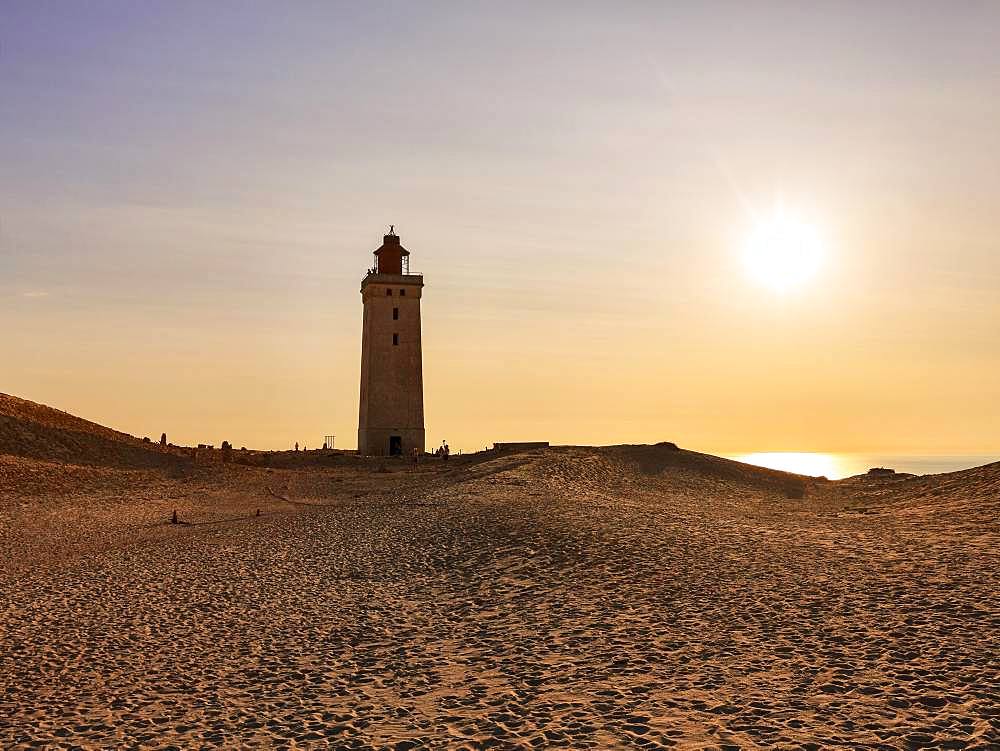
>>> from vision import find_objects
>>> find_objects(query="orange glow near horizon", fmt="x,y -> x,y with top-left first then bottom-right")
734,452 -> 842,479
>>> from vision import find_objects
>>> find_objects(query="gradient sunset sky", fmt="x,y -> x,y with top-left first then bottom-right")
3,2 -> 999,453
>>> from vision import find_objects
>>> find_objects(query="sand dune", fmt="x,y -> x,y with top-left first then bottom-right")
0,393 -> 178,469
1,397 -> 998,749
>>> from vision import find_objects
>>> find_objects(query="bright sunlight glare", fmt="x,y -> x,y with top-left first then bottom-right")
735,452 -> 842,479
742,205 -> 824,292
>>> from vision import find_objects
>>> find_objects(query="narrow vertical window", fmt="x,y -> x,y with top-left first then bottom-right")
392,333 -> 399,346
400,289 -> 406,296
386,288 -> 392,296
393,307 -> 399,320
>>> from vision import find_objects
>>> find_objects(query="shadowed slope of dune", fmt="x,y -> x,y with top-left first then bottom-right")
0,393 -> 173,469
604,442 -> 818,498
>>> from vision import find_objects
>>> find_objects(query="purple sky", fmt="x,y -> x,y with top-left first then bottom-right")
3,2 -> 1000,452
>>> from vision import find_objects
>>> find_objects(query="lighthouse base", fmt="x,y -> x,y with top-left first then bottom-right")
358,427 -> 425,457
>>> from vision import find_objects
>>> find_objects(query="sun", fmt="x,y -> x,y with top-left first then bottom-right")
742,204 -> 824,292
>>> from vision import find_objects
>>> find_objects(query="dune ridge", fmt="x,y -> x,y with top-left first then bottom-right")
0,393 -> 176,469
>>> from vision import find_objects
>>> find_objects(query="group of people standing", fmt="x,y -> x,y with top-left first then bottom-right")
411,440 -> 450,463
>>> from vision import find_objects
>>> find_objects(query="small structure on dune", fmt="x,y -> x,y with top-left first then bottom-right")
493,442 -> 550,452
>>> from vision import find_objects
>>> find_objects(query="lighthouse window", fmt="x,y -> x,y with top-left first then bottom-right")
386,289 -> 392,296
393,307 -> 399,320
392,333 -> 399,346
400,289 -> 406,296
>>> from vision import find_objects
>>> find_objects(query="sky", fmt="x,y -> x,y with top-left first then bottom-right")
3,1 -> 1000,454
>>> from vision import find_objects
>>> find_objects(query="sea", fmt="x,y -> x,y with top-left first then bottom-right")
727,452 -> 1000,481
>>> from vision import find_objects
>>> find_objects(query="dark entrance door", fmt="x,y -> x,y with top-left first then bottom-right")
389,435 -> 402,456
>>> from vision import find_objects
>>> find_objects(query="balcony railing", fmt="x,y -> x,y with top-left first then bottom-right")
361,270 -> 423,283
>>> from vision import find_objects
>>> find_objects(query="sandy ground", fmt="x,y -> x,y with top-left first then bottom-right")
1,403 -> 998,749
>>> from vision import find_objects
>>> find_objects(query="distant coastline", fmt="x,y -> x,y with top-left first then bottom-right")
731,452 -> 1000,480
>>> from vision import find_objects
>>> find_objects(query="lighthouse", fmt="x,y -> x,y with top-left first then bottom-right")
357,228 -> 425,456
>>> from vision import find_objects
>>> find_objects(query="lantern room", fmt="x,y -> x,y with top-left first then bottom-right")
372,227 -> 410,275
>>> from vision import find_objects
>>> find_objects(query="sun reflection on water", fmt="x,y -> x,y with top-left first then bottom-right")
734,452 -> 844,479
729,453 -> 1000,479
